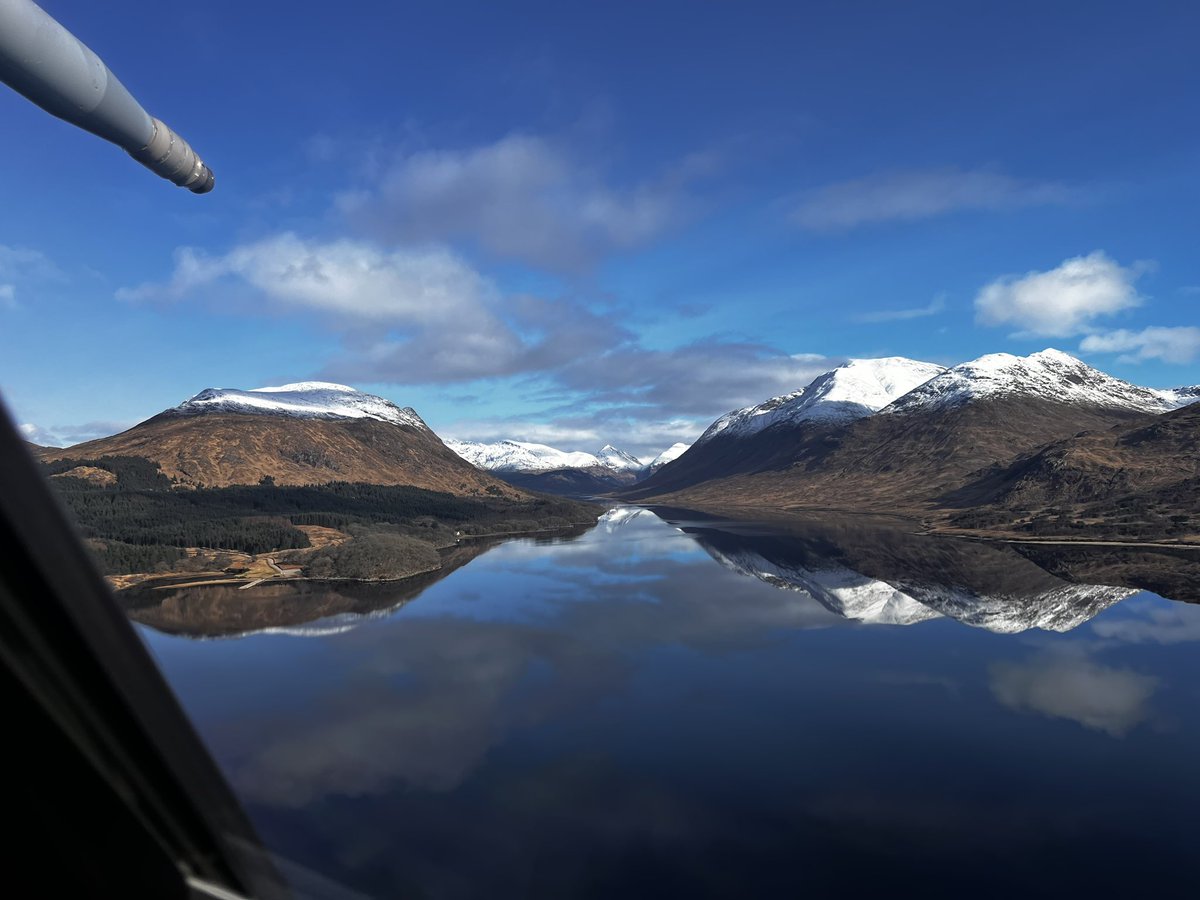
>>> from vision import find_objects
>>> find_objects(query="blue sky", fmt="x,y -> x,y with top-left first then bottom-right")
2,0 -> 1199,455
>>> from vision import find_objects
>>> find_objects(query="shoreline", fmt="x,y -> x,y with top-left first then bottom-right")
634,499 -> 1200,548
111,519 -> 599,594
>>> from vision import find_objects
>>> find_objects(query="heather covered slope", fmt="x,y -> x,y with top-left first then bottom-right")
944,403 -> 1200,539
649,395 -> 1151,513
630,357 -> 945,498
41,413 -> 520,496
39,382 -> 525,498
633,350 -> 1198,529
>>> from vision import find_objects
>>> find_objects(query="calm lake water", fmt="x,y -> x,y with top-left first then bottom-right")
138,507 -> 1200,899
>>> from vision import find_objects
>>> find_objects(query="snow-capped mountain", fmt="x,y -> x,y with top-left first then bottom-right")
696,357 -> 946,445
444,439 -> 603,472
44,381 -> 520,494
645,442 -> 691,472
445,439 -> 651,473
446,439 -> 686,497
173,382 -> 428,430
596,444 -> 644,472
883,349 -> 1185,416
1163,384 -> 1200,407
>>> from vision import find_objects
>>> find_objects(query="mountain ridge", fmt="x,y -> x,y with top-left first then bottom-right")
883,348 -> 1187,416
628,349 -> 1200,535
165,381 -> 430,429
630,356 -> 945,498
38,383 -> 525,498
445,437 -> 689,497
696,356 -> 947,444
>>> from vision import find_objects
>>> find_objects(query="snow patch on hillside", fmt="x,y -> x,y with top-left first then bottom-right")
444,439 -> 603,472
884,349 -> 1184,415
597,444 -> 644,472
697,357 -> 946,445
173,382 -> 428,429
646,442 -> 691,471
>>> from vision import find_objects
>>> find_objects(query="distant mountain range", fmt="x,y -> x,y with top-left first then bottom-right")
28,349 -> 1200,540
444,438 -> 691,497
445,439 -> 643,474
628,349 -> 1200,540
32,380 -> 688,501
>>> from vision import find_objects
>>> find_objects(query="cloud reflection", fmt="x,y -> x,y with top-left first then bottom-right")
227,527 -> 846,806
1091,600 -> 1200,645
234,617 -> 627,805
989,650 -> 1158,737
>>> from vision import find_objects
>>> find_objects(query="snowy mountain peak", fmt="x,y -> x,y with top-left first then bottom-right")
447,439 -> 666,475
1163,385 -> 1200,408
596,444 -> 644,471
172,383 -> 428,429
884,348 -> 1182,416
646,442 -> 691,471
444,439 -> 603,472
697,356 -> 946,445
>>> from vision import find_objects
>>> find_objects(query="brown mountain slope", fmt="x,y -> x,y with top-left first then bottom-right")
39,412 -> 527,499
624,421 -> 842,499
494,465 -> 640,498
944,403 -> 1200,538
644,397 -> 1150,515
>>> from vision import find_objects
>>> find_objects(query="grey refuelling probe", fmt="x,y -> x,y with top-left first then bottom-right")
0,0 -> 214,193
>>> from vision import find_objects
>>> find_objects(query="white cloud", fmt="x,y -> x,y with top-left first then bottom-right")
791,167 -> 1071,232
0,245 -> 63,307
17,420 -> 130,447
119,233 -> 494,324
118,233 -> 843,450
459,344 -> 840,457
442,416 -> 704,460
435,343 -> 840,458
337,133 -> 699,270
18,423 -> 59,446
555,342 -> 841,418
853,295 -> 946,324
226,546 -> 850,808
1079,326 -> 1200,364
118,234 -> 557,383
0,245 -> 59,278
990,650 -> 1157,737
974,251 -> 1143,337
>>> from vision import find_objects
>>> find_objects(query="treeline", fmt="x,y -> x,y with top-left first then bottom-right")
303,533 -> 441,580
84,539 -> 187,576
45,455 -> 173,490
44,456 -> 599,575
52,486 -> 311,553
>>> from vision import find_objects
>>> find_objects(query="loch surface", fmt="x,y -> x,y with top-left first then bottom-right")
139,508 -> 1200,898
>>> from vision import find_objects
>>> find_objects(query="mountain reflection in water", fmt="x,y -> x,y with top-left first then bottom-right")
138,507 -> 1200,898
647,507 -> 1182,633
131,506 -> 1196,639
